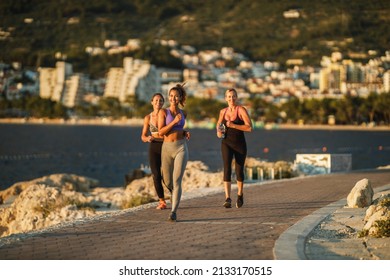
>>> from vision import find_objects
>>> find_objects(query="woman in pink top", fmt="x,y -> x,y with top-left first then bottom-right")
216,88 -> 252,208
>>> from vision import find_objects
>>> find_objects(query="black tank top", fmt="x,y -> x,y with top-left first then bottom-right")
222,106 -> 246,153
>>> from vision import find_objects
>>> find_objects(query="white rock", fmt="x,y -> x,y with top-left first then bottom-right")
347,178 -> 373,208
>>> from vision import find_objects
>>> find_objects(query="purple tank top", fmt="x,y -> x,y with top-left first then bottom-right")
166,109 -> 185,131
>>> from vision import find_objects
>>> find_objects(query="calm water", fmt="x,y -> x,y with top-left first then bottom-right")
1,123 -> 390,190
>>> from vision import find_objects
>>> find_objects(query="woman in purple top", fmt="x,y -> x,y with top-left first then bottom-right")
158,83 -> 190,222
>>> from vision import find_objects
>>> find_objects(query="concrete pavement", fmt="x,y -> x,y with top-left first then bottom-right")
0,169 -> 389,260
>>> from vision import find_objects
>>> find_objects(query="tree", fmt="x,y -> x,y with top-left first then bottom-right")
98,97 -> 123,118
53,102 -> 67,119
280,97 -> 301,123
249,97 -> 269,121
358,92 -> 377,123
264,104 -> 280,123
303,98 -> 325,124
185,96 -> 224,121
25,96 -> 53,118
375,92 -> 390,124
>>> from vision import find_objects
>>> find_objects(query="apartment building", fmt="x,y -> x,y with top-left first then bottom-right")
104,67 -> 124,99
62,74 -> 88,108
319,63 -> 346,94
103,57 -> 160,103
384,70 -> 390,93
38,61 -> 87,107
39,61 -> 70,102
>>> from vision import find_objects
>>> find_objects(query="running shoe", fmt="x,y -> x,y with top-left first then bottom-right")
156,200 -> 167,210
236,194 -> 244,208
168,212 -> 177,222
223,198 -> 232,208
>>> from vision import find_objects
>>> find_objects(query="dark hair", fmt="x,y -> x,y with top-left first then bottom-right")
169,83 -> 187,107
151,92 -> 164,102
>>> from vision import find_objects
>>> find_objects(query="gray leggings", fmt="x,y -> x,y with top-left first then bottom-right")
161,139 -> 188,213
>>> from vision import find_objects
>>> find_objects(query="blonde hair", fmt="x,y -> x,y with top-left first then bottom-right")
225,88 -> 238,97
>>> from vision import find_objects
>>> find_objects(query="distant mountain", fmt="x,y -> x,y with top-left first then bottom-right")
1,0 -> 389,74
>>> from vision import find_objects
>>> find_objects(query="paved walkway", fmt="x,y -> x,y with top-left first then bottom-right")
0,169 -> 389,260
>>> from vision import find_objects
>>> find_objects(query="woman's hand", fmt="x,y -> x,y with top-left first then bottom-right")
174,113 -> 182,124
217,123 -> 223,133
226,120 -> 235,129
226,120 -> 238,130
224,116 -> 232,128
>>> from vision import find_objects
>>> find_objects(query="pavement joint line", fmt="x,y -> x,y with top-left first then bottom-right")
273,183 -> 390,260
123,220 -> 282,225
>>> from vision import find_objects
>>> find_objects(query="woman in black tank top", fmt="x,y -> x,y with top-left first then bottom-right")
216,88 -> 253,209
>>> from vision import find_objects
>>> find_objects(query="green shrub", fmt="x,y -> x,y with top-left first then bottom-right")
121,194 -> 156,209
358,229 -> 368,238
33,197 -> 96,218
33,200 -> 59,218
372,220 -> 390,238
379,198 -> 390,207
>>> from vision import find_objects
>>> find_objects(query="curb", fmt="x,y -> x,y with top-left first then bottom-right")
273,183 -> 390,260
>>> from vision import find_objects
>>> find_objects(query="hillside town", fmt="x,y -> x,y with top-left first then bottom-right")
1,37 -> 390,116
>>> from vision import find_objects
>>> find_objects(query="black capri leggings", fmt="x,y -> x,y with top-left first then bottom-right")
221,141 -> 246,182
149,141 -> 164,199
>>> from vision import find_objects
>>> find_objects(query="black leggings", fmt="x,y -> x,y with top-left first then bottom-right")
149,141 -> 164,199
221,141 -> 246,182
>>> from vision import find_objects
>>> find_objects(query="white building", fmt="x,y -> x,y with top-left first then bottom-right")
383,70 -> 390,93
126,39 -> 141,51
39,61 -> 72,102
104,40 -> 120,49
283,9 -> 300,19
319,63 -> 346,93
104,67 -> 124,99
103,57 -> 160,103
39,61 -> 86,107
62,74 -> 88,108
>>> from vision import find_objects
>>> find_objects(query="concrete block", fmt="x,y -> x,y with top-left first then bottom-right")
294,154 -> 352,175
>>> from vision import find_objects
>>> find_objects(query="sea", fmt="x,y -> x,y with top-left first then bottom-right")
1,123 -> 390,190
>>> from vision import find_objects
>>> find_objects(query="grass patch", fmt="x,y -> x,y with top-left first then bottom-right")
372,220 -> 390,238
121,194 -> 156,209
358,229 -> 369,238
379,198 -> 390,207
33,197 -> 96,218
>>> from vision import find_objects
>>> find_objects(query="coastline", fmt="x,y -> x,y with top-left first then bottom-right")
0,117 -> 144,127
1,117 -> 390,131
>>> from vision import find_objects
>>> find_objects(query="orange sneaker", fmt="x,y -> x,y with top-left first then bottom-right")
156,200 -> 167,210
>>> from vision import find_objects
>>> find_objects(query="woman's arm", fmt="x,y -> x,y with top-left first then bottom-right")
226,106 -> 253,132
141,115 -> 152,142
216,109 -> 225,138
158,109 -> 182,136
182,110 -> 191,140
157,109 -> 167,136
